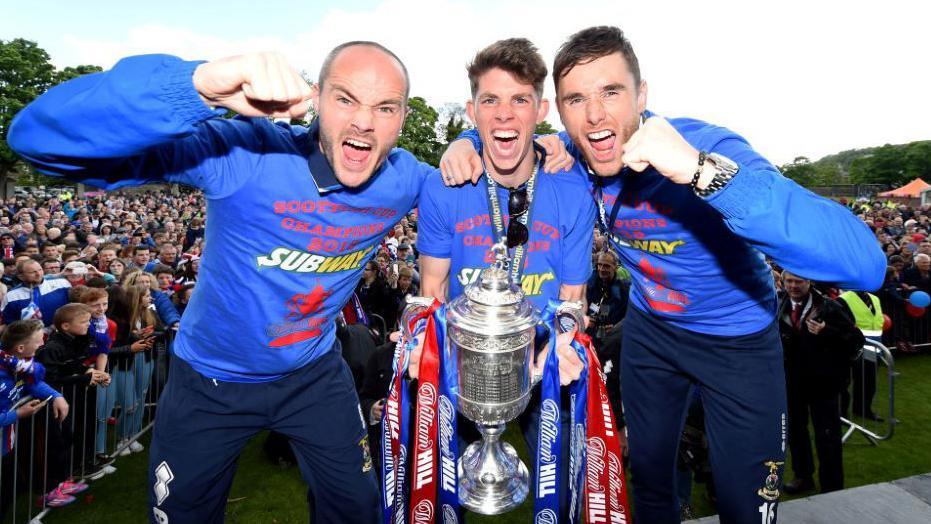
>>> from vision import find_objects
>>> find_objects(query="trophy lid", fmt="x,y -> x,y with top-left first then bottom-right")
464,265 -> 525,307
447,243 -> 537,336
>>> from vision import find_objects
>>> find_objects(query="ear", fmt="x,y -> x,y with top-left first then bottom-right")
536,98 -> 550,124
637,80 -> 648,115
465,99 -> 476,125
310,83 -> 321,114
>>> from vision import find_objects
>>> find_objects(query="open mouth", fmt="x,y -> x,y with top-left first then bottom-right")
587,129 -> 617,155
341,137 -> 373,168
490,129 -> 520,158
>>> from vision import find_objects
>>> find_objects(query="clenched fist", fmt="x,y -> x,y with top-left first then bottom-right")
193,52 -> 312,119
621,116 -> 703,185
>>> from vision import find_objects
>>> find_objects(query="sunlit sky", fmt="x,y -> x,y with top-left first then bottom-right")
4,0 -> 929,164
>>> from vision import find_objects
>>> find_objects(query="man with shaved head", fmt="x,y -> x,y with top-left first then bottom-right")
9,39 -> 576,523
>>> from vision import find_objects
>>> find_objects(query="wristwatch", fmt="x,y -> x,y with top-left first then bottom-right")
693,153 -> 739,198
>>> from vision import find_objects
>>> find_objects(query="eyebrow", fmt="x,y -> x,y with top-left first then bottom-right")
560,82 -> 628,103
331,85 -> 403,107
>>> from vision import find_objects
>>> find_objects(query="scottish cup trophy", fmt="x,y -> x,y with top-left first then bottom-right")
446,243 -> 538,515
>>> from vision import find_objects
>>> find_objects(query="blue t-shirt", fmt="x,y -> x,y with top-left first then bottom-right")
417,163 -> 595,311
576,115 -> 885,336
9,55 -> 433,382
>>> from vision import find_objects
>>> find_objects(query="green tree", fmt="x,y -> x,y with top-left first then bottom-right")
1,39 -> 56,177
0,38 -> 100,182
779,156 -> 817,186
55,64 -> 102,84
534,120 -> 557,135
397,96 -> 442,165
439,103 -> 471,144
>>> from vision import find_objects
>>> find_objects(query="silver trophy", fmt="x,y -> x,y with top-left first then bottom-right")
446,243 -> 538,515
400,243 -> 586,515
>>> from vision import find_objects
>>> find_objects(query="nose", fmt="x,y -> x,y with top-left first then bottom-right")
350,105 -> 375,133
494,103 -> 515,122
585,98 -> 606,126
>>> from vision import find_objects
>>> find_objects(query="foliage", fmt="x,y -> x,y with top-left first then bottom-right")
534,120 -> 557,135
780,156 -> 842,186
848,141 -> 931,186
0,38 -> 100,179
781,141 -> 931,188
439,102 -> 471,145
397,96 -> 442,166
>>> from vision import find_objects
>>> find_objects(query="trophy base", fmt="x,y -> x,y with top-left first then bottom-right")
457,424 -> 529,515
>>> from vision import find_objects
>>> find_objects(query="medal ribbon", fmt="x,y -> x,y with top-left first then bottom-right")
409,300 -> 442,524
383,328 -> 412,524
532,301 -> 568,521
434,305 -> 461,524
578,331 -> 631,523
567,336 -> 589,523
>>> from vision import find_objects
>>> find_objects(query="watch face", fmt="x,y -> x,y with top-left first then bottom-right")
708,153 -> 739,174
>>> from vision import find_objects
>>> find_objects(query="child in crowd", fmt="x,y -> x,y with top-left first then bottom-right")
38,304 -> 111,504
76,288 -> 120,464
1,319 -> 71,510
107,285 -> 156,455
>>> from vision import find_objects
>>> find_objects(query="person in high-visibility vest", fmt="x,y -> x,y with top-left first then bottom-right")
837,290 -> 883,421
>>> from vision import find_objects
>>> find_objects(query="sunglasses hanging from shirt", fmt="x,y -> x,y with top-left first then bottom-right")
483,150 -> 541,283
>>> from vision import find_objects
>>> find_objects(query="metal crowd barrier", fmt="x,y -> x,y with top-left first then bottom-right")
0,329 -> 173,523
840,339 -> 898,445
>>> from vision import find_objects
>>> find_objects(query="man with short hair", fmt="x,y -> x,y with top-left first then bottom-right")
145,243 -> 179,272
41,257 -> 63,275
1,259 -> 71,326
9,39 -> 566,523
778,271 -> 862,495
548,26 -> 882,522
418,38 -> 592,518
586,251 -> 628,349
130,245 -> 151,269
41,242 -> 60,260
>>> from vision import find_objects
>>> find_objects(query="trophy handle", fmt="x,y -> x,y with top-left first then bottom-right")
400,295 -> 436,342
531,301 -> 586,386
555,301 -> 585,335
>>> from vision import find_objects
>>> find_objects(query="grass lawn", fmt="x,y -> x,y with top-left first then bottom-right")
16,354 -> 928,523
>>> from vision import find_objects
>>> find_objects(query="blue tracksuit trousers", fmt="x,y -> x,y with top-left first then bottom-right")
148,347 -> 379,523
621,306 -> 787,524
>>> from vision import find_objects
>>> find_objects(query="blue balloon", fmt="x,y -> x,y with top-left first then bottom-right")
910,290 -> 931,308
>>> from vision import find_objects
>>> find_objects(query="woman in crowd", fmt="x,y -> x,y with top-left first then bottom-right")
107,285 -> 159,454
107,258 -> 128,280
175,255 -> 200,287
122,270 -> 181,328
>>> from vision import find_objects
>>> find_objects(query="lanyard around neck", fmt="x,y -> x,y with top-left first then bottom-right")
593,177 -> 630,250
483,154 -> 541,283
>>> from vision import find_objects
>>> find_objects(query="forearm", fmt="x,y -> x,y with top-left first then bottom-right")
26,381 -> 62,401
559,283 -> 586,303
95,354 -> 108,372
704,139 -> 885,290
419,255 -> 451,302
9,55 -> 218,169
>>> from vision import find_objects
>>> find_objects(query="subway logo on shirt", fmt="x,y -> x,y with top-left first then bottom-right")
256,246 -> 373,274
456,267 -> 555,297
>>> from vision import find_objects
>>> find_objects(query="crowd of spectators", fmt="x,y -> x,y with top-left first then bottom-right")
0,187 -> 200,514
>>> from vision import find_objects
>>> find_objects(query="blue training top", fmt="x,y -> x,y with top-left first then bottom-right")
460,114 -> 885,336
9,55 -> 433,382
1,279 -> 71,327
417,159 -> 595,310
